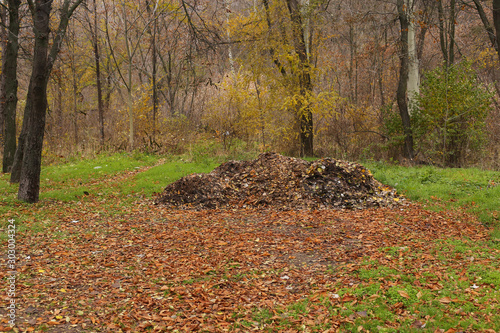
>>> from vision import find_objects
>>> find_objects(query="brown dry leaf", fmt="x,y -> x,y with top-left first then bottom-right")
398,290 -> 410,299
412,320 -> 426,328
439,297 -> 453,304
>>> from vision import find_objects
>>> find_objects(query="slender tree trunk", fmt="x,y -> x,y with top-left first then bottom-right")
407,0 -> 419,111
17,0 -> 52,203
438,0 -> 449,66
146,0 -> 158,144
119,2 -> 134,150
152,18 -> 157,144
286,0 -> 313,157
56,74 -> 63,134
494,0 -> 500,60
0,4 -> 6,155
348,24 -> 357,104
448,0 -> 456,65
473,0 -> 497,52
92,0 -> 105,145
473,0 -> 500,61
72,57 -> 79,147
397,0 -> 415,159
261,0 -> 287,76
9,80 -> 31,183
1,0 -> 21,173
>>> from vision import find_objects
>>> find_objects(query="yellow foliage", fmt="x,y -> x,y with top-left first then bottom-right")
474,47 -> 499,69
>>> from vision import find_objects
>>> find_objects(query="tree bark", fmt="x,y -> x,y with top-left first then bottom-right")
1,0 -> 21,173
10,0 -> 84,185
17,0 -> 52,203
494,0 -> 500,60
437,0 -> 448,66
397,0 -> 415,159
0,4 -> 6,155
449,0 -> 456,65
92,0 -> 105,145
473,0 -> 497,52
406,0 -> 419,110
286,0 -> 313,157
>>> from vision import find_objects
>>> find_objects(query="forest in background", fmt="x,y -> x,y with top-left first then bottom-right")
1,0 -> 499,172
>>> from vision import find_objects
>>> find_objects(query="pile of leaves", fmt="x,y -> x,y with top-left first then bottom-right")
155,152 -> 403,209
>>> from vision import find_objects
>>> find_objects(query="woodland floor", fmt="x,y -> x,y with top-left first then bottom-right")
0,163 -> 498,332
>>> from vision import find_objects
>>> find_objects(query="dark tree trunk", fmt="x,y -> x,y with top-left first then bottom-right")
1,0 -> 21,173
474,0 -> 497,51
397,0 -> 415,159
0,4 -> 6,155
146,0 -> 158,144
473,0 -> 500,61
286,0 -> 313,157
494,0 -> 500,60
92,0 -> 105,145
17,0 -> 52,203
152,15 -> 158,144
10,0 -> 84,186
9,80 -> 31,183
449,0 -> 456,65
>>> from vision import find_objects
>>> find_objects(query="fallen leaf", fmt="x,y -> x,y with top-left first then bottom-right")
398,290 -> 410,299
439,297 -> 453,304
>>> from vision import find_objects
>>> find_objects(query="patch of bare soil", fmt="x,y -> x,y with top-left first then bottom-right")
155,152 -> 403,209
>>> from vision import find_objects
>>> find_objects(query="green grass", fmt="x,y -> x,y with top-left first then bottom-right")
264,237 -> 500,332
0,151 -> 220,237
0,152 -> 218,204
365,161 -> 500,228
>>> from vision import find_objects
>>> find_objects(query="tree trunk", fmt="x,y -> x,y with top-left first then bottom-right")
406,0 -> 419,111
9,80 -> 31,183
0,4 -> 6,156
286,0 -> 313,157
17,0 -> 52,203
93,0 -> 105,145
494,0 -> 500,60
448,0 -> 456,65
474,0 -> 497,52
1,0 -> 21,173
397,0 -> 415,159
473,0 -> 500,60
437,0 -> 448,66
10,0 -> 84,185
152,19 -> 157,144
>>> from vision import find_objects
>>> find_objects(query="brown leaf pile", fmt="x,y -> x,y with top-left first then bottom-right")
155,152 -> 403,209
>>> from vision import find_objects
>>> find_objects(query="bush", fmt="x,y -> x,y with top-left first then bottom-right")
413,60 -> 494,167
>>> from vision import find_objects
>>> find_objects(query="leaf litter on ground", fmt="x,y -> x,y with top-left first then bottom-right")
0,154 -> 498,332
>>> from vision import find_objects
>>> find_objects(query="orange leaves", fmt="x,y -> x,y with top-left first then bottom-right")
4,190 -> 497,332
